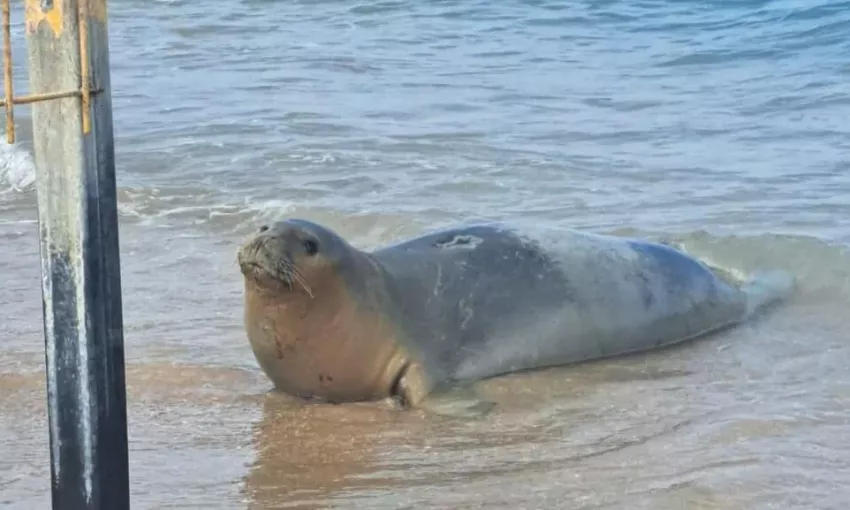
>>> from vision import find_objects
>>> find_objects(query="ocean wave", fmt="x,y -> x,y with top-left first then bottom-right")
0,142 -> 35,194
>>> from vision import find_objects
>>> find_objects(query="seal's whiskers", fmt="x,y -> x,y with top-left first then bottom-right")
272,259 -> 294,290
290,265 -> 315,298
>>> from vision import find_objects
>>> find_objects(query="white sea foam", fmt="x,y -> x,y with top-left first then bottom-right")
0,141 -> 35,193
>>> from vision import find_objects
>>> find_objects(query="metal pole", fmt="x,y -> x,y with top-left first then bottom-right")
2,0 -> 15,143
24,1 -> 130,509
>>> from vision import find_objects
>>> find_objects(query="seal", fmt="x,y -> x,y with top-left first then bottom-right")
236,219 -> 794,413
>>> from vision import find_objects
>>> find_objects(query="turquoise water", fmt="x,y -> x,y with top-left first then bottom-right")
1,1 -> 849,508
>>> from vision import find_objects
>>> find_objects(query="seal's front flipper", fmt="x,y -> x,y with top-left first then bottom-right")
390,363 -> 496,418
420,385 -> 496,419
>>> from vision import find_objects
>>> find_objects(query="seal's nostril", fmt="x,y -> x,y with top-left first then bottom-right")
258,225 -> 269,233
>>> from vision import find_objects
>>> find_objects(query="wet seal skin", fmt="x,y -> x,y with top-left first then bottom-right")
236,218 -> 795,418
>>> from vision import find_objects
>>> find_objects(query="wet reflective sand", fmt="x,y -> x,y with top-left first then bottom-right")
3,273 -> 848,509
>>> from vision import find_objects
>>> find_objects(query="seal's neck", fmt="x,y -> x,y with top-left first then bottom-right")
355,252 -> 441,407
242,257 -> 418,404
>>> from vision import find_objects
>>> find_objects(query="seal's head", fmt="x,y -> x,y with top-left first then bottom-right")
237,219 -> 410,404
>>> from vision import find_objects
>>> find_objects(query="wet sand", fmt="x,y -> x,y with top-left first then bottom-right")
2,262 -> 848,509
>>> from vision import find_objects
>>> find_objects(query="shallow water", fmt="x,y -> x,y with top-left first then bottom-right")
2,0 -> 850,508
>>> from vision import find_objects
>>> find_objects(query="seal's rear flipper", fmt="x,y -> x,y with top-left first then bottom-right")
696,256 -> 796,317
741,269 -> 796,318
659,239 -> 796,317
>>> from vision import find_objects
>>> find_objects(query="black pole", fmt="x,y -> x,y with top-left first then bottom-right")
25,1 -> 130,508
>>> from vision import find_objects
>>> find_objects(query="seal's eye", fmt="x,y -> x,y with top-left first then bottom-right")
303,239 -> 318,256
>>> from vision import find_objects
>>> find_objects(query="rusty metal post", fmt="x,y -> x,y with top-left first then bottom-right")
2,0 -> 15,142
24,1 -> 130,509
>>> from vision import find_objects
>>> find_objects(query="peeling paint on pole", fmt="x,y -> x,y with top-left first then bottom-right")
25,0 -> 64,37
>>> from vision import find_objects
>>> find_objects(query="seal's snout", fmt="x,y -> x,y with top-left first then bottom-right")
236,227 -> 290,283
237,221 -> 325,294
